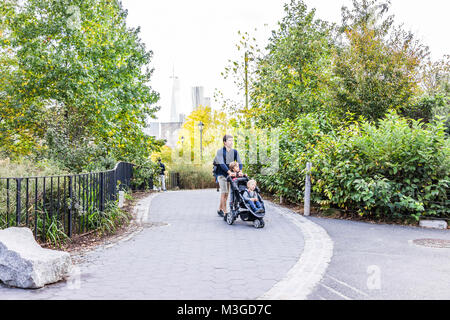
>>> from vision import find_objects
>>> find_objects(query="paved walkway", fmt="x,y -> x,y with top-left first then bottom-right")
305,217 -> 450,300
0,189 -> 308,299
1,189 -> 449,300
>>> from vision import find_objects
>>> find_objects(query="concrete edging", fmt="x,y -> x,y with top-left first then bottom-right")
259,203 -> 334,300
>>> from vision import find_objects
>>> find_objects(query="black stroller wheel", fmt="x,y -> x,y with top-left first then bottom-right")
226,212 -> 235,225
253,218 -> 264,228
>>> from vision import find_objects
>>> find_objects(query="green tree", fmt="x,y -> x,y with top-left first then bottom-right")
0,0 -> 161,170
250,0 -> 334,127
404,56 -> 450,130
177,105 -> 229,163
331,0 -> 428,122
217,30 -> 261,126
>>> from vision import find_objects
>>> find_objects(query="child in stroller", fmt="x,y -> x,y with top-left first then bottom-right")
225,163 -> 265,228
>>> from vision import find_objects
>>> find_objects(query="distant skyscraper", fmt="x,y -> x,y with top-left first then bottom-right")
203,97 -> 211,107
170,69 -> 180,122
191,86 -> 204,111
145,122 -> 161,137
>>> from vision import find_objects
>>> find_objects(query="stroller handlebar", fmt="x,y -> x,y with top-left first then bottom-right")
226,175 -> 249,183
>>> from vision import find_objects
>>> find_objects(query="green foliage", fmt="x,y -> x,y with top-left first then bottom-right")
131,159 -> 159,191
93,201 -> 132,236
403,94 -> 448,124
247,111 -> 449,219
0,157 -> 68,177
312,111 -> 449,219
36,211 -> 70,248
331,0 -> 428,122
250,0 -> 334,127
169,163 -> 216,189
247,112 -> 333,203
0,0 -> 161,170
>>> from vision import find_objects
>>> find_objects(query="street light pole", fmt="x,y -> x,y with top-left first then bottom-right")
181,136 -> 184,157
198,121 -> 204,162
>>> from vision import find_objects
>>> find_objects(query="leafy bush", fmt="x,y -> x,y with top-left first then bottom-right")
86,201 -> 132,237
248,111 -> 449,220
402,94 -> 449,125
0,157 -> 135,244
0,157 -> 68,178
247,112 -> 334,203
169,163 -> 216,189
131,160 -> 159,191
314,112 -> 449,219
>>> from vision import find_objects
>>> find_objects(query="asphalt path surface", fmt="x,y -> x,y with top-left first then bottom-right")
1,189 -> 448,300
0,189 -> 305,299
306,217 -> 450,300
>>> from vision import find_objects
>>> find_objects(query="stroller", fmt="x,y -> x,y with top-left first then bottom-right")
224,175 -> 266,228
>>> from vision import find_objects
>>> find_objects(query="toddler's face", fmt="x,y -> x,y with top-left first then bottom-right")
232,166 -> 240,173
248,183 -> 256,191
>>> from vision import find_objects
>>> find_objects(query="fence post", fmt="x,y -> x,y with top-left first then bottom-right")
16,178 -> 22,226
6,179 -> 10,227
68,176 -> 73,238
304,162 -> 312,216
99,172 -> 105,212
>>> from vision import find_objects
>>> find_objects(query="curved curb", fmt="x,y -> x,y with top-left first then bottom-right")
104,192 -> 163,247
71,192 -> 164,261
259,203 -> 334,300
134,192 -> 160,224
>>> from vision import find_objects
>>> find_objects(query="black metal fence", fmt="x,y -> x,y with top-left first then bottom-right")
166,172 -> 180,190
0,162 -> 151,240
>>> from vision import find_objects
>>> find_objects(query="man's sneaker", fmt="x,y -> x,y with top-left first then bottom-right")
217,210 -> 224,217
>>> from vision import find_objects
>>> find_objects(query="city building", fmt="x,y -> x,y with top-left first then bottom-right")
191,86 -> 212,111
191,86 -> 204,111
170,71 -> 180,122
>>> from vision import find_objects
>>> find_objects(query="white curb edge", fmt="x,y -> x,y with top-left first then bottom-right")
258,203 -> 334,300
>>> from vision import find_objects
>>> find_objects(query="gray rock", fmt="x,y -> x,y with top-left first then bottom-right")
0,227 -> 72,289
419,219 -> 448,230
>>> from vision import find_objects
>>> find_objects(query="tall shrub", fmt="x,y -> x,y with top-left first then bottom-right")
250,111 -> 449,220
313,111 -> 449,219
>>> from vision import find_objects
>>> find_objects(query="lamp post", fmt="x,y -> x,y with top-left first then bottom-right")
180,136 -> 184,157
198,121 -> 204,161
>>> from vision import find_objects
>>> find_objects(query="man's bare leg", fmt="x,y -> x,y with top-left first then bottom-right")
220,192 -> 228,213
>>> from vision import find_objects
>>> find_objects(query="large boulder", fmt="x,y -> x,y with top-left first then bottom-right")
0,227 -> 72,289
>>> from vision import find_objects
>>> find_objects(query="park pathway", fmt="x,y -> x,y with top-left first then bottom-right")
0,189 -> 308,299
305,216 -> 450,300
1,189 -> 449,300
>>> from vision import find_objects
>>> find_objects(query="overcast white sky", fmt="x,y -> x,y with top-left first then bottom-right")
121,0 -> 450,122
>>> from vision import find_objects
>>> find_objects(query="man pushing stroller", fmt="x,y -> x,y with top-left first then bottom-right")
213,134 -> 243,218
213,134 -> 266,228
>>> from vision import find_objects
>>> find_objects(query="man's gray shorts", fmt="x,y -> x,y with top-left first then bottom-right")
217,175 -> 230,194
